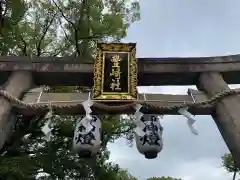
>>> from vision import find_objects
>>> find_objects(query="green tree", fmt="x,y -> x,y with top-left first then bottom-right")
115,169 -> 138,180
147,177 -> 182,180
0,0 -> 27,55
222,153 -> 239,180
0,116 -> 135,179
0,0 -> 140,179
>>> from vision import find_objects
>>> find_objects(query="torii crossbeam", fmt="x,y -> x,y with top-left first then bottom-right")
0,54 -> 240,167
0,55 -> 239,86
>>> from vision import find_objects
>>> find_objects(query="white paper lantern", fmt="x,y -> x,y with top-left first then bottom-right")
73,116 -> 101,158
135,114 -> 163,159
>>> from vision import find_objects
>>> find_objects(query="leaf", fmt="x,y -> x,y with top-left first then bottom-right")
10,0 -> 26,24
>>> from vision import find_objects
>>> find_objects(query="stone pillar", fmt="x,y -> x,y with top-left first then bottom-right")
0,71 -> 33,150
198,72 -> 240,168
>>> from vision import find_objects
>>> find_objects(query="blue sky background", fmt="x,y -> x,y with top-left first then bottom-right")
108,0 -> 240,179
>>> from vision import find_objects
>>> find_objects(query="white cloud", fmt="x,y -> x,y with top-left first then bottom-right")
137,86 -> 197,95
108,85 -> 240,179
174,158 -> 233,180
137,84 -> 240,96
229,84 -> 240,89
108,114 -> 230,180
108,0 -> 240,179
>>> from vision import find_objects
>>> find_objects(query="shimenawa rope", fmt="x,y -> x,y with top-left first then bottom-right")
0,89 -> 238,112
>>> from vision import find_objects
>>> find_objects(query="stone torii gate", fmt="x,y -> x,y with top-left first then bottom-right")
0,52 -> 240,167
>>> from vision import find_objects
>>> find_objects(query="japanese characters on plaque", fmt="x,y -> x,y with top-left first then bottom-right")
109,54 -> 122,91
104,53 -> 128,93
92,43 -> 138,101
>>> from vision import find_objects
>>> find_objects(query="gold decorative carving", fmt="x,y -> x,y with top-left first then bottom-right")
92,43 -> 138,101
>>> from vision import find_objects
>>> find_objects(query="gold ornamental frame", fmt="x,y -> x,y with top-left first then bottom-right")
92,43 -> 138,101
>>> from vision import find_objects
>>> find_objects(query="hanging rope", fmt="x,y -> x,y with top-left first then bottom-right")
0,89 -> 237,113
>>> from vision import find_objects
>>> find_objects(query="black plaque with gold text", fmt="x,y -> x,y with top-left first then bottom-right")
93,43 -> 137,101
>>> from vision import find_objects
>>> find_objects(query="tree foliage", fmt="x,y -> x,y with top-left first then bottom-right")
0,115 -> 136,179
222,153 -> 239,173
0,0 -> 140,57
0,0 -> 140,179
147,177 -> 182,180
221,153 -> 239,180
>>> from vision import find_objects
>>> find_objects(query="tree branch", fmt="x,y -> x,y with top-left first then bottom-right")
52,0 -> 101,57
17,34 -> 27,56
76,0 -> 87,56
51,19 -> 72,57
36,13 -> 57,57
113,127 -> 133,135
52,0 -> 81,56
0,114 -> 45,156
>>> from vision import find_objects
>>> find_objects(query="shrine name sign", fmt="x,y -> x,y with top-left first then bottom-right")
92,43 -> 138,101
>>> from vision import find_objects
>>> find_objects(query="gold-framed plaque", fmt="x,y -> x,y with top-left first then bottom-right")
92,43 -> 138,101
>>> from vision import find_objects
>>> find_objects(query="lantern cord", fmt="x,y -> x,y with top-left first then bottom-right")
41,102 -> 54,141
43,101 -> 53,119
0,89 -> 237,113
36,91 -> 43,103
189,91 -> 196,103
80,91 -> 94,132
133,104 -> 145,136
143,93 -> 146,101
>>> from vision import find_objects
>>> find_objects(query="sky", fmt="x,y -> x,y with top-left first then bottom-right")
107,0 -> 240,180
